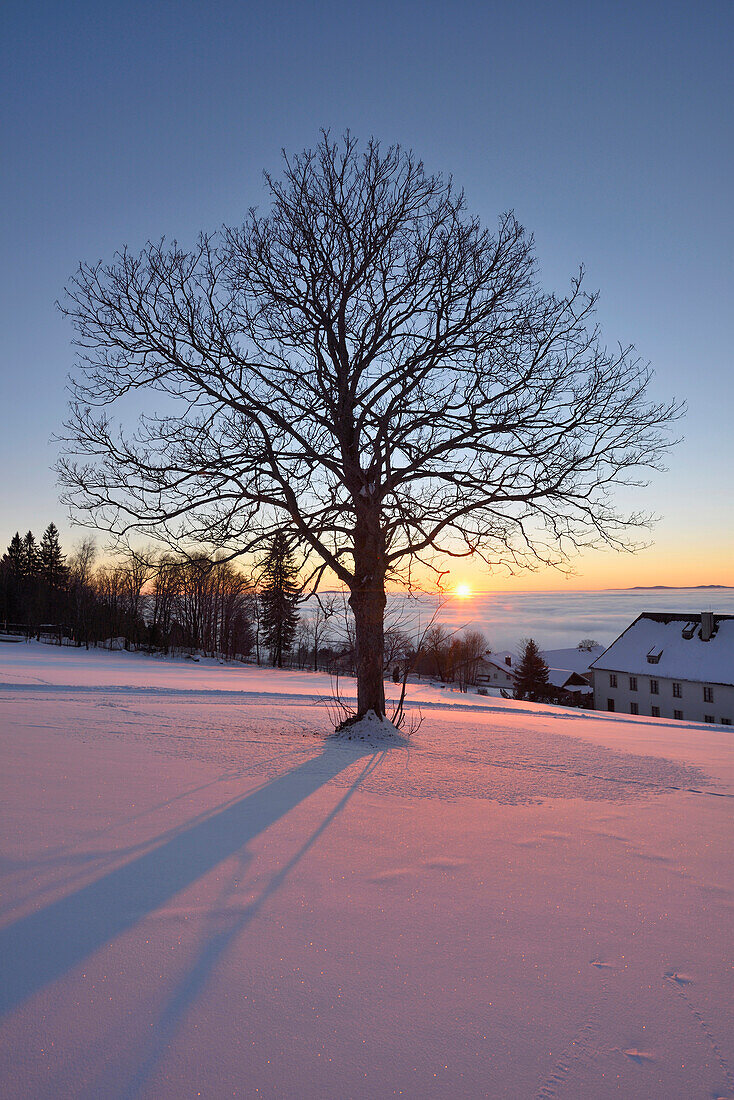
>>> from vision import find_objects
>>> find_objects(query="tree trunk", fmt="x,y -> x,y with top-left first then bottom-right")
349,510 -> 387,718
349,586 -> 386,717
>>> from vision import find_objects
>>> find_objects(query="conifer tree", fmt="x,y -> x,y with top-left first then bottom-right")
39,523 -> 68,589
513,638 -> 551,702
259,532 -> 300,668
21,532 -> 40,579
3,533 -> 24,577
1,534 -> 25,624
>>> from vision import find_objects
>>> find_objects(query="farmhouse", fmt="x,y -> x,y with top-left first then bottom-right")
475,651 -> 517,691
589,612 -> 734,725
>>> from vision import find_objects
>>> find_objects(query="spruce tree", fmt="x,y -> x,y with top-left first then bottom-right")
21,532 -> 40,579
513,638 -> 551,702
3,533 -> 24,577
39,523 -> 68,589
1,534 -> 24,624
259,532 -> 300,668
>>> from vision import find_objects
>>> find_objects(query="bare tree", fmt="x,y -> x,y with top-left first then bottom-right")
58,132 -> 680,721
67,538 -> 96,648
452,629 -> 488,693
150,555 -> 182,650
305,591 -> 340,672
123,547 -> 154,640
419,624 -> 453,682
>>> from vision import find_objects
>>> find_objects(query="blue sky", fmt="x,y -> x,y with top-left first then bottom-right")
1,0 -> 731,587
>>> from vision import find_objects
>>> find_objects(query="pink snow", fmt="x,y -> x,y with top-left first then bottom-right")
1,643 -> 732,1098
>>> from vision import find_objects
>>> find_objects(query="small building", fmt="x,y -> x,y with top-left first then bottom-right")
589,612 -> 734,725
542,646 -> 602,706
475,648 -> 595,702
545,666 -> 594,704
475,651 -> 516,691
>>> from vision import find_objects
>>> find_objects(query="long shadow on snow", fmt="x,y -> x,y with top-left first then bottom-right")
0,756 -> 294,921
0,736 -> 377,1017
109,747 -> 386,1100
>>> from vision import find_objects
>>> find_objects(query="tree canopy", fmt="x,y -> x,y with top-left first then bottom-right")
59,132 -> 680,719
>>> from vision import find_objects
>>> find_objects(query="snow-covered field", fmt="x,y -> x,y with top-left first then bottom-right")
1,643 -> 732,1098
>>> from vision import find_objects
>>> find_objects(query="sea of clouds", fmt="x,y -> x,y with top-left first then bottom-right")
381,588 -> 734,652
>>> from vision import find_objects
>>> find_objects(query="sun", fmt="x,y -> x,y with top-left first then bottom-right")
455,583 -> 472,599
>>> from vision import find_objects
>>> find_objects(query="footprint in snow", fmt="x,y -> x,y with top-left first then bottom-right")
665,970 -> 694,985
422,857 -> 467,871
624,1049 -> 655,1064
368,868 -> 413,883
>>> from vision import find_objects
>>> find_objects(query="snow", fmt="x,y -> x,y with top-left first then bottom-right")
485,648 -> 516,668
591,613 -> 734,684
1,642 -> 733,1098
542,645 -> 605,674
334,709 -> 407,743
545,666 -> 591,690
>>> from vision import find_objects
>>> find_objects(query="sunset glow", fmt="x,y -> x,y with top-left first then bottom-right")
455,584 -> 472,598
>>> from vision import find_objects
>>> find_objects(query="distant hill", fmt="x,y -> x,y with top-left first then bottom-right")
623,585 -> 733,591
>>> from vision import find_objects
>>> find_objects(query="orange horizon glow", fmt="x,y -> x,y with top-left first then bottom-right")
380,547 -> 734,595
31,526 -> 733,597
429,541 -> 734,594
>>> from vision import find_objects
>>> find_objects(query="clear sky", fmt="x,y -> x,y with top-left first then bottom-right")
1,0 -> 731,591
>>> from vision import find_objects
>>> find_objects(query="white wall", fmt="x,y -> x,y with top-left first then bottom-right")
592,670 -> 734,725
476,663 -> 515,688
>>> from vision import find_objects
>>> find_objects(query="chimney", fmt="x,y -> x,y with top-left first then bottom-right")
505,655 -> 512,666
700,612 -> 715,641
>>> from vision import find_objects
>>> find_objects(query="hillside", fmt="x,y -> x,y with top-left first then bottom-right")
1,643 -> 732,1098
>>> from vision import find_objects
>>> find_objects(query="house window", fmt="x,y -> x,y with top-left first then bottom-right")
704,715 -> 715,723
722,718 -> 732,726
609,673 -> 617,688
672,682 -> 682,698
703,686 -> 714,703
651,705 -> 660,717
650,679 -> 659,695
629,676 -> 637,691
674,709 -> 683,720
630,702 -> 638,715
607,698 -> 615,712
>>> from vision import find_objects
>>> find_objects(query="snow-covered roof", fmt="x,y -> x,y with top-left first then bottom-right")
542,646 -> 604,675
479,651 -> 516,676
546,668 -> 592,690
590,613 -> 734,686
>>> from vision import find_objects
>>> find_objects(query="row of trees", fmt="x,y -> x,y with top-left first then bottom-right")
0,526 -> 597,707
0,526 -> 302,664
0,525 -> 509,689
0,526 -> 420,677
413,626 -> 489,690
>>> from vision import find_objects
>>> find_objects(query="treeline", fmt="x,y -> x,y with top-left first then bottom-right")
1,525 -> 497,685
412,625 -> 489,689
0,526 -> 255,659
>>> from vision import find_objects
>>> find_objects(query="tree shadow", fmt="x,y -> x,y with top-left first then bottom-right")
0,737 -> 377,1019
0,756 -> 293,920
109,747 -> 385,1100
